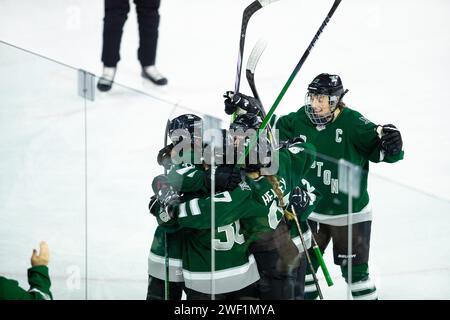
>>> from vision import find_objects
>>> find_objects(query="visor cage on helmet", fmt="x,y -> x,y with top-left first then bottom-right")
305,93 -> 340,125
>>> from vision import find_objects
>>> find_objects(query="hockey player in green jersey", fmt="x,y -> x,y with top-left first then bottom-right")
229,113 -> 319,300
0,241 -> 52,300
152,173 -> 263,299
148,114 -> 245,299
152,112 -> 319,299
271,73 -> 404,300
147,114 -> 207,300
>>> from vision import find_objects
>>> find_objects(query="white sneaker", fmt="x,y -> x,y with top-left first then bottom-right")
97,66 -> 116,92
142,66 -> 168,86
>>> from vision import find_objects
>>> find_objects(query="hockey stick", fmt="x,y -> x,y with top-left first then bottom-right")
240,0 -> 343,163
163,119 -> 171,300
246,39 -> 267,103
231,0 -> 280,121
234,0 -> 280,94
291,207 -> 324,300
245,39 -> 278,149
260,0 -> 342,131
306,220 -> 334,287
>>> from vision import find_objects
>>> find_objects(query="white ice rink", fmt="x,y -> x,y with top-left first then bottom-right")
0,0 -> 449,299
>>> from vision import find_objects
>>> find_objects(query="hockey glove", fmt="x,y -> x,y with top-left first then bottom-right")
151,175 -> 180,218
278,136 -> 305,149
224,91 -> 237,115
380,124 -> 403,156
290,186 -> 311,222
148,195 -> 159,216
204,165 -> 242,192
157,143 -> 174,170
223,91 -> 261,115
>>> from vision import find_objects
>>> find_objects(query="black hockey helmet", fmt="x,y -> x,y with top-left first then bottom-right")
168,114 -> 202,145
307,73 -> 345,97
305,73 -> 349,125
229,113 -> 271,172
229,113 -> 262,132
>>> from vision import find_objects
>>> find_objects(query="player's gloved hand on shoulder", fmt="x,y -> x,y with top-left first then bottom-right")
157,143 -> 174,170
151,175 -> 180,218
289,186 -> 311,222
204,165 -> 242,192
223,91 -> 261,115
379,124 -> 403,156
278,136 -> 305,149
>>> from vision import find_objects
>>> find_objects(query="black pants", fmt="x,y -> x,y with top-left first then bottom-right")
146,275 -> 184,300
252,249 -> 299,300
294,253 -> 307,300
102,0 -> 161,67
308,221 -> 372,266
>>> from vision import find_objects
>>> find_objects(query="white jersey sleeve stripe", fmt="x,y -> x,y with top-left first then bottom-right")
189,198 -> 201,216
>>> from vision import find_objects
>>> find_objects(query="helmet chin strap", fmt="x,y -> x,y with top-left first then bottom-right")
337,89 -> 349,107
327,89 -> 349,123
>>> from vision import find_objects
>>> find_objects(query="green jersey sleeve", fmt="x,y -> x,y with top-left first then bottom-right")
167,163 -> 207,193
277,142 -> 317,187
0,266 -> 53,300
271,112 -> 298,142
175,182 -> 265,230
350,110 -> 404,163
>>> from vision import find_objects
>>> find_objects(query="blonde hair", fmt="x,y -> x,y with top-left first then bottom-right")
265,175 -> 295,221
337,100 -> 346,109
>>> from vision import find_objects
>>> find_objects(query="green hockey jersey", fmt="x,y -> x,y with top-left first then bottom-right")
156,181 -> 264,294
148,162 -> 204,283
272,106 -> 404,226
148,227 -> 186,282
0,266 -> 53,300
153,142 -> 319,294
242,143 -> 319,254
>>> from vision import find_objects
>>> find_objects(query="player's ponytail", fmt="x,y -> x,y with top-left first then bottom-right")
265,175 -> 294,219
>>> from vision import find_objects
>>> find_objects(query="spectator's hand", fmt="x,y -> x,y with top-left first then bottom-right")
31,241 -> 49,267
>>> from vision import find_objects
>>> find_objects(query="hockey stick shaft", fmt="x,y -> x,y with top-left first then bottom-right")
291,207 -> 323,300
163,119 -> 171,300
234,0 -> 280,94
240,0 -> 342,162
313,246 -> 334,286
260,0 -> 342,131
306,221 -> 334,286
232,0 -> 280,122
234,0 -> 263,94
